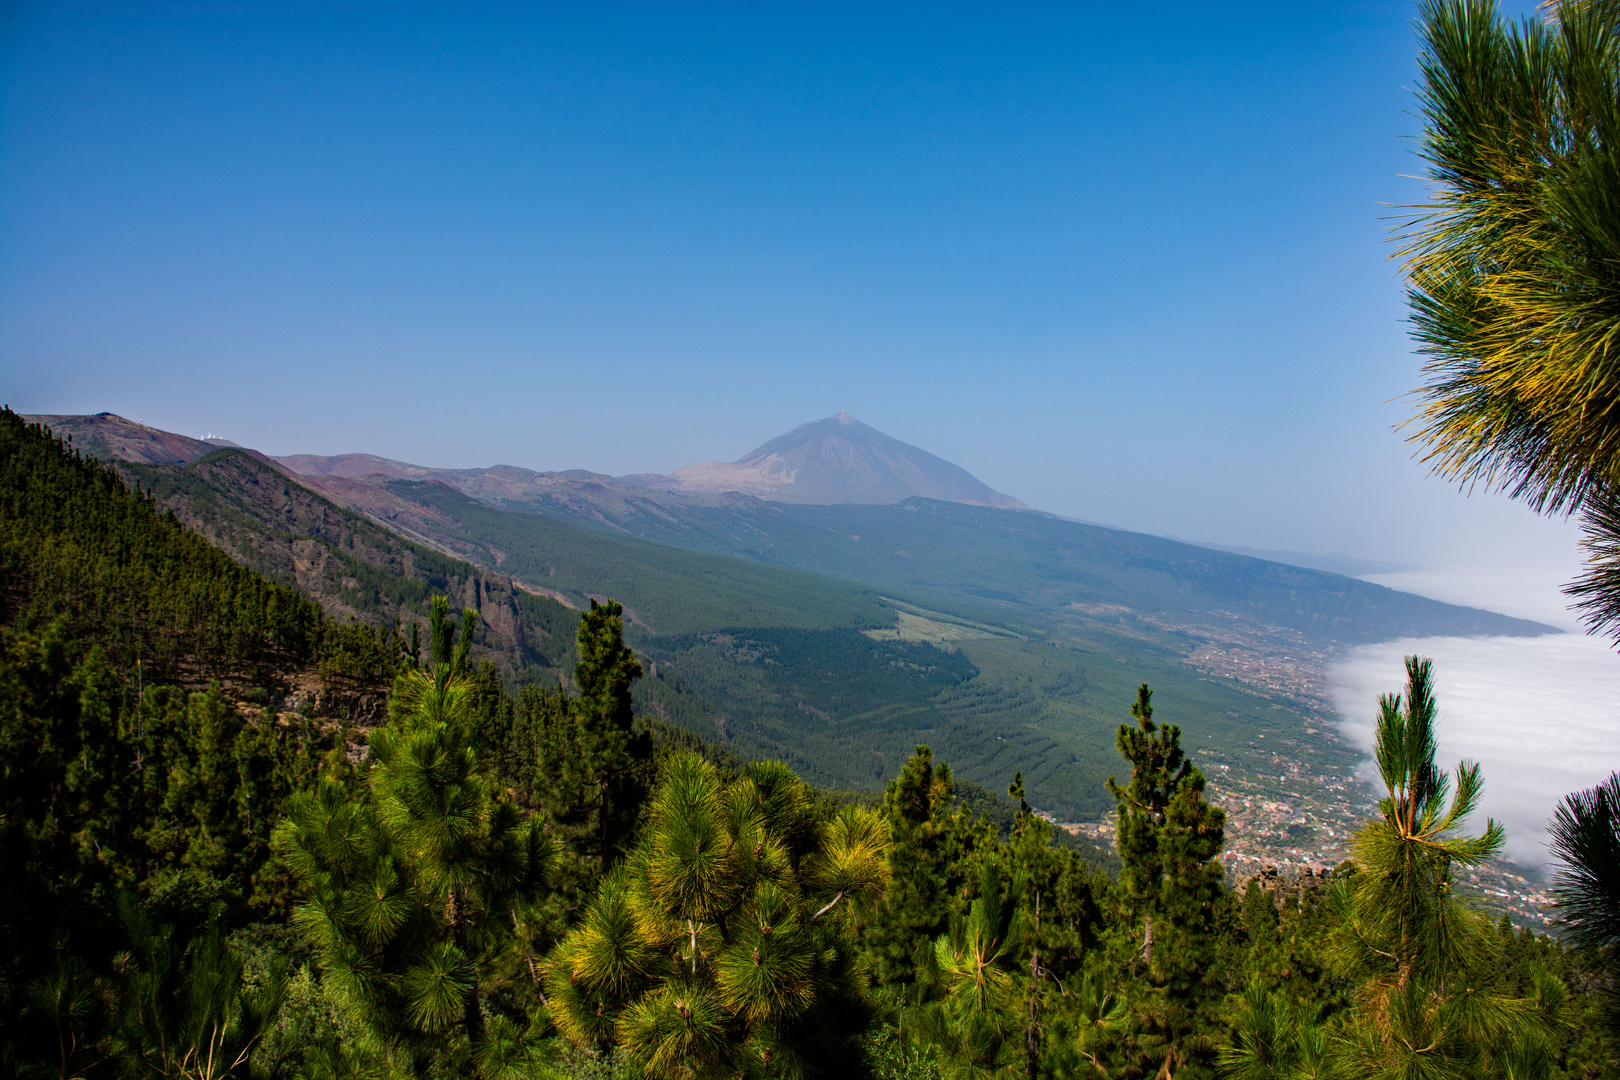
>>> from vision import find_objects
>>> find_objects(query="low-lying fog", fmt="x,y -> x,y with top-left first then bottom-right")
1328,565 -> 1620,871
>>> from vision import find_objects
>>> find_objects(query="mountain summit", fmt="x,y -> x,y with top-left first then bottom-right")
664,412 -> 1027,508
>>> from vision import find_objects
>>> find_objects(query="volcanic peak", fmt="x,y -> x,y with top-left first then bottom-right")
667,412 -> 1026,508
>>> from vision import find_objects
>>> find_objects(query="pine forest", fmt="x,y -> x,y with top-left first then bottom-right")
2,390 -> 1618,1080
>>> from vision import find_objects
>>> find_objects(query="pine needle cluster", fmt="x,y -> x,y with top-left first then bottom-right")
545,752 -> 889,1079
1403,0 -> 1620,512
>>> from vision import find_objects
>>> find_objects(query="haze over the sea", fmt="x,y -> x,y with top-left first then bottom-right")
1330,561 -> 1620,870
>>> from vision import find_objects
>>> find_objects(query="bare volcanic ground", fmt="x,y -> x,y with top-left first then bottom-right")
26,412 -> 217,464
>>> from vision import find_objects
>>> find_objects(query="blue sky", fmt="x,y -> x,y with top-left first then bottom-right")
0,0 -> 1578,569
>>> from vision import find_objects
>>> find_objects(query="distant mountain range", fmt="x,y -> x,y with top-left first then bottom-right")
275,410 -> 1025,509
21,409 -> 1556,819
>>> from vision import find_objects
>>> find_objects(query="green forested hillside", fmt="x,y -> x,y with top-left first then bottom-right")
313,476 -> 1361,819
375,478 -> 893,634
0,411 -> 323,684
632,628 -> 978,790
120,449 -> 578,678
626,618 -> 1357,821
39,414 -> 1536,826
481,493 -> 1552,644
32,412 -> 1551,825
0,408 -> 388,1031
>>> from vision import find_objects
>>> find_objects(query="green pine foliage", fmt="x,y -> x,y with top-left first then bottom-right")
566,599 -> 654,864
1398,0 -> 1620,639
1105,684 -> 1229,1079
276,598 -> 551,1075
0,623 -> 343,1036
0,408 -> 400,1040
1549,770 -> 1620,1033
111,896 -> 289,1080
1215,657 -> 1608,1080
545,752 -> 890,1078
0,408 -> 324,683
1324,657 -> 1555,1078
912,861 -> 1027,1079
861,747 -> 991,995
1000,772 -> 1108,1080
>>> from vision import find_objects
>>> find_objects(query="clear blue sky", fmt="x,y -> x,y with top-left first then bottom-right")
0,0 -> 1577,569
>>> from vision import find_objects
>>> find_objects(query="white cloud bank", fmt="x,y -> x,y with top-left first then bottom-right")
1328,565 -> 1620,869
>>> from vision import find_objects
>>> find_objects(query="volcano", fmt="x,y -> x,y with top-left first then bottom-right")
663,412 -> 1026,508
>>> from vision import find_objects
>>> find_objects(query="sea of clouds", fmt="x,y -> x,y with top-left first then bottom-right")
1328,566 -> 1620,870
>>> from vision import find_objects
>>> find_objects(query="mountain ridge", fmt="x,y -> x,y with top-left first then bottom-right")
268,412 -> 1028,511
28,411 -> 1552,644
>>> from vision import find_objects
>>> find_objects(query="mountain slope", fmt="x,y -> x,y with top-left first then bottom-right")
627,498 -> 1549,645
665,412 -> 1027,507
27,412 -> 217,465
257,414 -> 1544,646
372,483 -> 1548,647
118,448 -> 580,676
270,471 -> 1386,818
0,411 -> 324,684
268,451 -> 443,482
294,474 -> 894,635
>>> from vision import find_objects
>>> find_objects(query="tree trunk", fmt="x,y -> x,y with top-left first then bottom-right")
1027,890 -> 1041,1080
452,887 -> 486,1041
1026,950 -> 1041,1080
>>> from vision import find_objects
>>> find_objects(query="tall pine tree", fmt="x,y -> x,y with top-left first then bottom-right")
1325,656 -> 1562,1077
862,746 -> 986,997
571,598 -> 650,864
1105,684 -> 1226,1079
517,598 -> 650,870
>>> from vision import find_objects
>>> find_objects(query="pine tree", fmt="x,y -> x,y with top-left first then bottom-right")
1396,0 -> 1620,638
513,599 -> 650,871
111,895 -> 286,1080
570,598 -> 651,864
1548,770 -> 1620,1031
1005,773 -> 1054,1080
545,751 -> 889,1078
913,860 -> 1024,1079
1326,655 -> 1560,1077
1105,684 -> 1227,1078
277,597 -> 551,1073
1216,982 -> 1331,1080
862,746 -> 984,996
